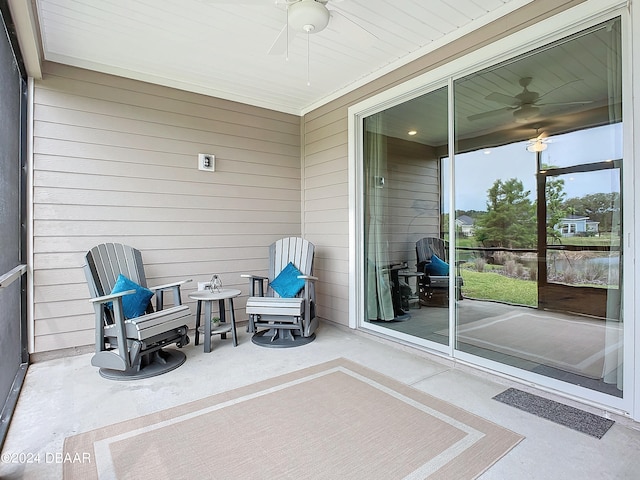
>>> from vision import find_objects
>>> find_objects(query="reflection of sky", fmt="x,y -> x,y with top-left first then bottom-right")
446,124 -> 622,212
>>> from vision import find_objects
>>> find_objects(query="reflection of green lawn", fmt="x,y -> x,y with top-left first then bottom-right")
461,269 -> 537,307
453,235 -> 618,305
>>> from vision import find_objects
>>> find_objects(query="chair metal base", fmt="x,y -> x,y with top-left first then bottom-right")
251,328 -> 316,348
97,348 -> 186,381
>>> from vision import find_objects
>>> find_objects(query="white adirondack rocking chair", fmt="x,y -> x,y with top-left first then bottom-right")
415,237 -> 464,306
84,243 -> 191,379
242,237 -> 318,347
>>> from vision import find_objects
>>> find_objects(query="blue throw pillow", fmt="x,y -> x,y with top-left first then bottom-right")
109,274 -> 153,319
269,262 -> 305,298
426,254 -> 449,276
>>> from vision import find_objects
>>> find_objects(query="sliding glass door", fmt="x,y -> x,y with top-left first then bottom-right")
359,15 -> 625,402
452,18 -> 623,397
362,86 -> 451,348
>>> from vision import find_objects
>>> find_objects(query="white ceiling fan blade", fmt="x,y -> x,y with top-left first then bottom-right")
485,92 -> 520,106
328,9 -> 377,48
538,100 -> 594,106
203,0 -> 271,4
537,79 -> 584,100
467,107 -> 513,122
268,23 -> 298,55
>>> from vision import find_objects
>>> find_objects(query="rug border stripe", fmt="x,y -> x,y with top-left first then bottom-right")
64,358 -> 524,479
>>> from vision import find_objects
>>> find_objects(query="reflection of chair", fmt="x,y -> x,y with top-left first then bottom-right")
243,237 -> 318,348
387,263 -> 413,320
416,237 -> 463,306
84,243 -> 191,380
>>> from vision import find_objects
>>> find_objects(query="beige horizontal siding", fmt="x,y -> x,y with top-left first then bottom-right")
384,137 -> 440,267
32,0 -> 581,350
302,108 -> 349,324
32,62 -> 301,352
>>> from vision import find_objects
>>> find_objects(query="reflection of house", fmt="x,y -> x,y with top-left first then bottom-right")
456,215 -> 475,237
558,215 -> 600,237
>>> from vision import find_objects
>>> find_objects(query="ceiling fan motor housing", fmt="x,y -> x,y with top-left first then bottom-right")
289,0 -> 330,33
513,104 -> 540,122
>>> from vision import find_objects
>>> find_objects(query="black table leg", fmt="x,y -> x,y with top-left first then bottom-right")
219,299 -> 227,340
229,297 -> 238,346
204,300 -> 212,353
194,300 -> 202,346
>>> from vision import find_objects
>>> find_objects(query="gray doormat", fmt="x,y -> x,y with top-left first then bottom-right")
493,388 -> 614,438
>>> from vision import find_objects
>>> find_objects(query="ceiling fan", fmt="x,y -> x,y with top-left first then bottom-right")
208,0 -> 375,56
268,1 -> 374,56
468,77 -> 593,123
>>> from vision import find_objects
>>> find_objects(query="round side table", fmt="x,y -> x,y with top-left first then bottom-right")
189,289 -> 241,353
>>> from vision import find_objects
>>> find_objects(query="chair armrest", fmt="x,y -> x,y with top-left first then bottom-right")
241,274 -> 268,296
89,290 -> 130,366
298,276 -> 317,310
416,261 -> 429,275
149,279 -> 192,292
150,279 -> 192,310
240,274 -> 268,280
88,289 -> 136,304
297,275 -> 318,282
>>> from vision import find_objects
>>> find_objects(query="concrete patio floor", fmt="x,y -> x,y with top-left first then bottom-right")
1,321 -> 639,479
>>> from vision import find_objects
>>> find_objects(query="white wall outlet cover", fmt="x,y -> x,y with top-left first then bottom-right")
198,282 -> 211,291
198,153 -> 215,171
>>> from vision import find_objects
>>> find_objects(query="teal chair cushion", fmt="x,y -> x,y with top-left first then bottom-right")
426,254 -> 449,276
270,262 -> 305,298
110,274 -> 154,318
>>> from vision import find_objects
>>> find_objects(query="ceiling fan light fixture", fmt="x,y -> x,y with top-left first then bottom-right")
289,0 -> 330,34
527,140 -> 548,153
527,128 -> 549,153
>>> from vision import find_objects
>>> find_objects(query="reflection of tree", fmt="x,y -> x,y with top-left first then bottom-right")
460,175 -> 619,247
564,193 -> 620,233
543,167 -> 567,244
474,178 -> 536,248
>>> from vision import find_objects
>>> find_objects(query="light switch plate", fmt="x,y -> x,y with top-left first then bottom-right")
198,153 -> 215,172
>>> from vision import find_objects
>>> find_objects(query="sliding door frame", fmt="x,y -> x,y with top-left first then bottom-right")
349,0 -> 636,418
0,1 -> 29,450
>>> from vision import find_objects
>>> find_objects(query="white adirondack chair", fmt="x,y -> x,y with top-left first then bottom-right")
84,243 -> 191,379
242,237 -> 318,347
416,237 -> 464,306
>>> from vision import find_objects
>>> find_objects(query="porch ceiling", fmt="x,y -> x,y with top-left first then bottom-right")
29,0 -> 532,115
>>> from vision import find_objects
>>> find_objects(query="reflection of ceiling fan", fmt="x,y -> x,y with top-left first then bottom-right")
468,77 -> 593,123
526,129 -> 550,152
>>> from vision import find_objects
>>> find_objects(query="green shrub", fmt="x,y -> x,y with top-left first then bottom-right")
503,259 -> 517,276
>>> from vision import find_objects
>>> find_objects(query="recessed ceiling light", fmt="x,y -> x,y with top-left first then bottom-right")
408,130 -> 417,136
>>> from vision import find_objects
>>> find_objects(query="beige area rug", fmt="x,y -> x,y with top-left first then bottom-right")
64,358 -> 523,480
453,312 -> 623,379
